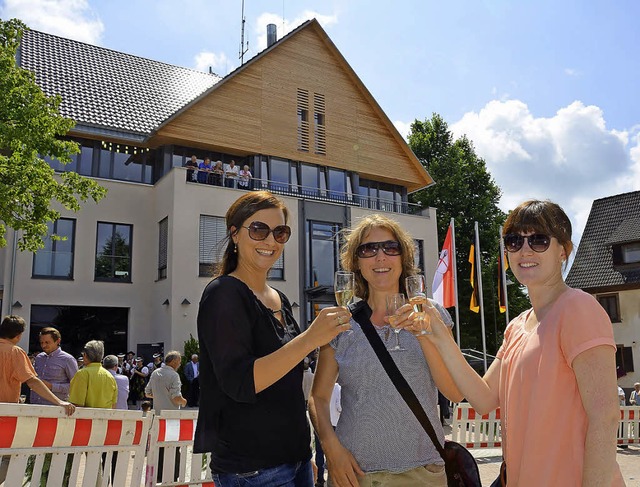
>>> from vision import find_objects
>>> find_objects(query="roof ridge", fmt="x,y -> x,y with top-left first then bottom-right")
25,28 -> 221,78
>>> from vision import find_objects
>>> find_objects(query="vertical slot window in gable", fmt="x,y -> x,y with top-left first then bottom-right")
314,93 -> 326,155
297,89 -> 309,152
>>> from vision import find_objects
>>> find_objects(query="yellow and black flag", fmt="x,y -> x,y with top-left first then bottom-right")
498,252 -> 509,313
469,244 -> 480,313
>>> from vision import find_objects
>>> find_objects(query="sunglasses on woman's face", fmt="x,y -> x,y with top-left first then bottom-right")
242,221 -> 291,244
356,240 -> 403,258
503,234 -> 552,253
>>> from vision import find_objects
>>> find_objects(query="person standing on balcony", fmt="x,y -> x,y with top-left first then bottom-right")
212,160 -> 224,186
198,157 -> 213,184
223,159 -> 239,188
238,164 -> 252,190
31,327 -> 77,406
194,191 -> 350,487
421,200 -> 624,487
185,154 -> 198,182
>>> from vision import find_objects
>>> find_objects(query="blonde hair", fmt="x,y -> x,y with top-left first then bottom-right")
340,214 -> 418,300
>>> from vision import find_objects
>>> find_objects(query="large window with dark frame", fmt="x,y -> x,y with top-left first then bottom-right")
596,293 -> 621,323
616,344 -> 635,374
95,222 -> 132,282
158,217 -> 168,280
199,215 -> 226,277
32,218 -> 76,279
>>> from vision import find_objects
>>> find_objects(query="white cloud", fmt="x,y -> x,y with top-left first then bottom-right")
450,99 -> 640,245
1,0 -> 103,44
393,120 -> 411,141
194,50 -> 235,75
564,68 -> 581,77
253,10 -> 338,52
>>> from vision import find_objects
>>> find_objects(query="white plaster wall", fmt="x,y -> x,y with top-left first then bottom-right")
614,289 -> 640,387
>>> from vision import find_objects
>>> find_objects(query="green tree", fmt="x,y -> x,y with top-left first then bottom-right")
409,114 -> 530,352
0,19 -> 106,252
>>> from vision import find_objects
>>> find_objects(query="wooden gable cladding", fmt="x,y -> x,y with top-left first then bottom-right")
152,21 -> 431,192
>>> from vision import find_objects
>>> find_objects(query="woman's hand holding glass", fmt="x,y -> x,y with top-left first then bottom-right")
306,306 -> 352,348
385,293 -> 411,351
405,274 -> 431,335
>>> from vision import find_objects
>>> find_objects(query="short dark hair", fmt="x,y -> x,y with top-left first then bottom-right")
39,327 -> 61,342
0,315 -> 26,339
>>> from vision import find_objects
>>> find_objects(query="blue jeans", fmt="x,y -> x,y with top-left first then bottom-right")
213,460 -> 313,487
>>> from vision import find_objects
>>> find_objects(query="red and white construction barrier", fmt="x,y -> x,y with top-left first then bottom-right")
145,409 -> 214,487
452,403 -> 640,450
450,403 -> 502,449
0,404 -> 152,487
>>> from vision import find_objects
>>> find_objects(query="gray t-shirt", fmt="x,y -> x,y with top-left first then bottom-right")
145,366 -> 182,413
330,300 -> 450,473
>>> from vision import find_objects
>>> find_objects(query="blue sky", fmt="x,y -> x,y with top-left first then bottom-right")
2,0 -> 640,247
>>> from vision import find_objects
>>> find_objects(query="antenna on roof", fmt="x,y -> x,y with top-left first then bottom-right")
239,0 -> 249,65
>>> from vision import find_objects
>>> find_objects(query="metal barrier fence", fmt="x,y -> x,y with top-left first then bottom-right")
451,403 -> 640,449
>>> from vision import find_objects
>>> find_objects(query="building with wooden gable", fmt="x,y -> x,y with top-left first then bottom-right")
0,20 -> 439,359
566,190 -> 640,387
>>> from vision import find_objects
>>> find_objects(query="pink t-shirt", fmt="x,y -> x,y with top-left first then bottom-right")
496,288 -> 623,486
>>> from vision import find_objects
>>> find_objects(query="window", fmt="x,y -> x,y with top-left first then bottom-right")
95,223 -> 132,282
268,253 -> 284,280
597,294 -> 621,323
45,140 -> 94,176
328,169 -> 346,200
314,93 -> 326,155
32,218 -> 76,279
158,217 -> 168,280
199,215 -> 226,277
297,89 -> 309,152
308,221 -> 341,288
414,239 -> 424,273
270,158 -> 290,192
622,242 -> 640,264
616,345 -> 635,374
300,164 -> 318,197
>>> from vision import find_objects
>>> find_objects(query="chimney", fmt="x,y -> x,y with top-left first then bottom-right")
267,24 -> 277,47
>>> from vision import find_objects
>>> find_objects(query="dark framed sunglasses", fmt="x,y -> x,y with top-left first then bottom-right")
503,234 -> 552,253
356,240 -> 403,258
242,221 -> 291,244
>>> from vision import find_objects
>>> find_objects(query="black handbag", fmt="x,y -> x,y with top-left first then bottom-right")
351,302 -> 482,487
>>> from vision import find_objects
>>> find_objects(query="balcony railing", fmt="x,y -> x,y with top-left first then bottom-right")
182,168 -> 423,215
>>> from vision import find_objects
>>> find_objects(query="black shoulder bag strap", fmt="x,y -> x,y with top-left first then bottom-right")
350,303 -> 446,460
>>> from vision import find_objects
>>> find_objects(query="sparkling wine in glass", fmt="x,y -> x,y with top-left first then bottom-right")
334,271 -> 355,334
386,293 -> 406,351
405,274 -> 430,335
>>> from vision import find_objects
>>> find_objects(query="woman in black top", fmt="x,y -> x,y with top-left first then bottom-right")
194,191 -> 351,487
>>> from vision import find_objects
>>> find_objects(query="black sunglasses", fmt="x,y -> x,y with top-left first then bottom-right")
242,221 -> 291,244
356,240 -> 403,258
503,234 -> 552,253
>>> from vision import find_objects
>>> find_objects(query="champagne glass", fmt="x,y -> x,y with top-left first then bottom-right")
405,274 -> 430,335
334,271 -> 354,334
386,293 -> 407,351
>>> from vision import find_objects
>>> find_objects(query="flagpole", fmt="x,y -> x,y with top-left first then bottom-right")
450,218 -> 460,345
475,221 -> 488,373
499,225 -> 510,324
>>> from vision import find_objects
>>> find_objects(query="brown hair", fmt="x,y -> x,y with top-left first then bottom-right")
39,326 -> 61,342
503,200 -> 574,258
340,214 -> 418,300
0,315 -> 26,339
215,191 -> 289,277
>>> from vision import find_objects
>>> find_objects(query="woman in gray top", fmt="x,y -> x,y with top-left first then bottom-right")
309,214 -> 462,487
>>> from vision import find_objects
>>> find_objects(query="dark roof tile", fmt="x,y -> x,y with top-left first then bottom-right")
20,29 -> 221,136
566,190 -> 640,289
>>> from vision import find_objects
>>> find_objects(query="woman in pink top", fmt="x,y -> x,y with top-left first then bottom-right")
416,200 -> 624,486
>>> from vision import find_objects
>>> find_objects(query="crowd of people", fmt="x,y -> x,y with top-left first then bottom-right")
1,190 -> 631,487
185,154 -> 252,189
0,321 -> 198,415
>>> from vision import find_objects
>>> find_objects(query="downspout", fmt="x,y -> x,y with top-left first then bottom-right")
8,230 -> 18,315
